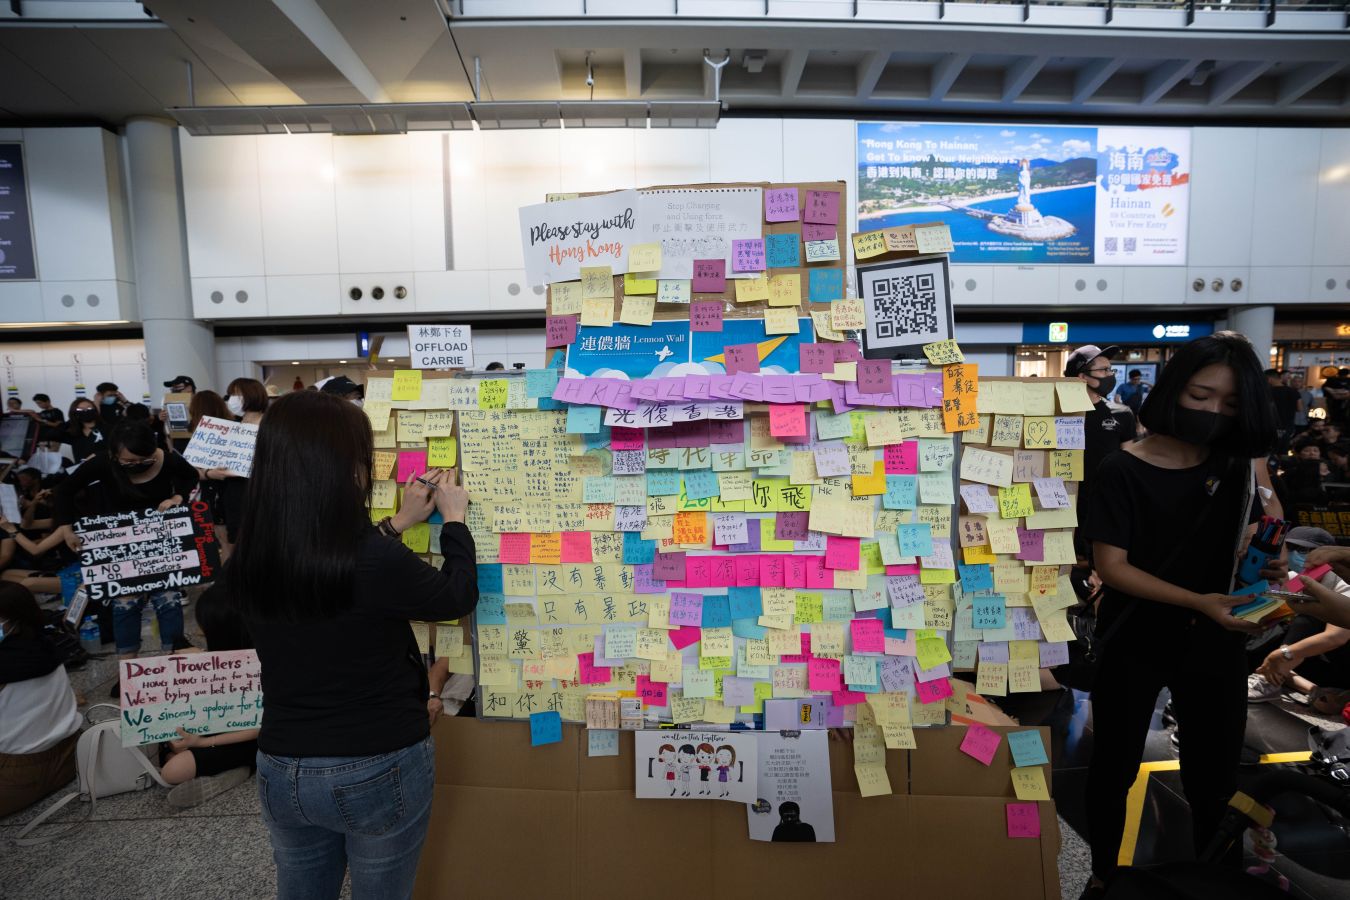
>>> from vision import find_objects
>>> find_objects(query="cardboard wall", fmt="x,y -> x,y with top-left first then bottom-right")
415,717 -> 1059,899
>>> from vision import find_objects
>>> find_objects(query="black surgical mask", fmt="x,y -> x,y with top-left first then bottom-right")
1172,407 -> 1234,445
1092,374 -> 1117,397
120,458 -> 154,473
75,409 -> 98,423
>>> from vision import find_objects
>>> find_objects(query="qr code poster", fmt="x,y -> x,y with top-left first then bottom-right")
857,256 -> 952,359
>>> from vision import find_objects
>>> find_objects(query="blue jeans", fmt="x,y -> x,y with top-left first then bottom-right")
111,589 -> 185,655
256,737 -> 435,900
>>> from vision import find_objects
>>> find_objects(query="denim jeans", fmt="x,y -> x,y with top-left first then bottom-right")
111,589 -> 185,655
256,736 -> 435,900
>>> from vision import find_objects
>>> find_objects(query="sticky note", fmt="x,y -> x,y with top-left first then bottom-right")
923,340 -> 964,365
691,300 -> 723,332
1007,730 -> 1050,768
581,296 -> 613,327
623,272 -> 657,295
804,189 -> 840,225
765,187 -> 799,222
831,299 -> 865,332
857,359 -> 890,394
581,266 -> 613,299
731,239 -> 766,273
766,233 -> 801,268
391,370 -> 422,401
855,763 -> 892,797
764,307 -> 800,335
545,315 -> 577,347
724,343 -> 760,375
1007,802 -> 1041,838
587,729 -> 619,757
658,279 -> 691,304
529,711 -> 562,746
808,268 -> 844,302
1012,766 -> 1051,801
769,403 -> 807,437
550,280 -> 583,314
628,242 -> 662,273
852,230 -> 887,260
767,273 -> 801,307
959,723 -> 1001,766
692,258 -> 727,293
1055,380 -> 1094,413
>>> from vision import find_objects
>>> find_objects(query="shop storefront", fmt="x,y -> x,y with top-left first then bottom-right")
1014,319 -> 1217,382
1273,320 -> 1350,389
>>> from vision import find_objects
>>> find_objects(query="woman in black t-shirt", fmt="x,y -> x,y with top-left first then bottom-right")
61,398 -> 107,464
1079,333 -> 1278,897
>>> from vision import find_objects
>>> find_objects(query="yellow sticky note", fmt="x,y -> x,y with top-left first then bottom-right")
622,272 -> 657,295
1011,766 -> 1051,801
402,522 -> 430,553
1023,381 -> 1056,416
478,379 -> 508,410
811,311 -> 844,342
851,230 -> 888,260
1023,417 -> 1057,450
922,339 -> 964,366
764,307 -> 799,335
424,410 -> 455,437
391,370 -> 422,402
1050,450 -> 1084,482
734,275 -> 770,303
628,242 -> 662,273
551,281 -> 583,315
371,479 -> 396,509
914,224 -> 954,254
620,296 -> 655,326
581,266 -> 614,299
428,436 -> 457,467
396,410 -> 425,443
998,483 -> 1035,519
768,273 -> 801,307
855,762 -> 892,797
1055,380 -> 1094,413
372,450 -> 397,481
831,299 -> 865,332
581,296 -> 614,327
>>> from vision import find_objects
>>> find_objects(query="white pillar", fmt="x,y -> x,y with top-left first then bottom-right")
1229,305 -> 1275,367
124,118 -> 216,394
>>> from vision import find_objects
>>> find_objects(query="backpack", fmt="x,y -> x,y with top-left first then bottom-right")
40,609 -> 89,671
14,704 -> 169,844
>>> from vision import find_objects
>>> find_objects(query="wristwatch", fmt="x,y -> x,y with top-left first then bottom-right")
1279,645 -> 1295,661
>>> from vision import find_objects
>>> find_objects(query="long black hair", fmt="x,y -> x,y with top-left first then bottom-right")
65,397 -> 98,438
226,390 -> 373,623
1138,331 -> 1277,460
0,582 -> 43,635
194,585 -> 252,651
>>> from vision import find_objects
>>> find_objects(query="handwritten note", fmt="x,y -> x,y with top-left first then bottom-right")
959,723 -> 1002,766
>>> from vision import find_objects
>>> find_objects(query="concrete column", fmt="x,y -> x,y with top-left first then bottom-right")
1228,305 -> 1275,367
124,117 -> 216,395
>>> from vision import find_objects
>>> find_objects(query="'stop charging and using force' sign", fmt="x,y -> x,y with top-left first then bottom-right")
408,324 -> 474,370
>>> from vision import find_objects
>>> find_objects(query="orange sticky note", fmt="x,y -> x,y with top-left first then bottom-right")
942,395 -> 980,433
942,362 -> 979,399
530,532 -> 561,565
672,511 -> 707,544
851,460 -> 887,497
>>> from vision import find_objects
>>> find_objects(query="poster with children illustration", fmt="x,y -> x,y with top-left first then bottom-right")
746,730 -> 836,842
635,730 -> 758,804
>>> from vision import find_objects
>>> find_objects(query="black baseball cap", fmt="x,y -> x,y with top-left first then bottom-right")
1064,344 -> 1120,377
163,375 -> 196,390
318,375 -> 363,398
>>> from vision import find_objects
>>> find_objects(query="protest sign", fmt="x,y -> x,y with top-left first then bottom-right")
75,502 -> 220,602
181,416 -> 258,477
118,650 -> 262,746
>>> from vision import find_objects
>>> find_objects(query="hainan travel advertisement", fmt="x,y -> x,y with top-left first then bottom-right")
856,122 -> 1189,265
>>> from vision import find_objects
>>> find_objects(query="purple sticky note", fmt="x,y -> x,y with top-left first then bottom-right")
692,259 -> 726,293
775,511 -> 809,541
804,189 -> 840,225
731,239 -> 766,273
545,315 -> 578,347
709,420 -> 743,444
653,551 -> 686,580
857,359 -> 890,394
834,342 -> 862,364
690,300 -> 723,332
765,187 -> 800,222
802,222 -> 836,242
800,344 -> 833,374
724,344 -> 760,375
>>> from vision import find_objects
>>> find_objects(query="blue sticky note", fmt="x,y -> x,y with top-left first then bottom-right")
732,618 -> 768,640
525,368 -> 559,399
958,563 -> 994,594
529,711 -> 562,747
701,595 -> 732,629
587,729 -> 620,757
566,405 -> 602,434
765,233 -> 801,268
476,564 -> 504,594
647,469 -> 680,496
808,268 -> 844,302
683,469 -> 719,500
729,587 -> 763,620
475,592 -> 507,625
882,475 -> 918,510
897,523 -> 933,558
883,626 -> 908,640
973,595 -> 1006,630
623,533 -> 655,565
1007,731 -> 1049,768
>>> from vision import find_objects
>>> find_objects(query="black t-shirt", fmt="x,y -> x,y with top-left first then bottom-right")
245,523 -> 479,757
1270,384 -> 1299,428
1081,401 -> 1135,505
62,425 -> 108,464
1083,451 -> 1251,643
53,452 -> 200,524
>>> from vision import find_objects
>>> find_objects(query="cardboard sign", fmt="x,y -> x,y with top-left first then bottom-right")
118,649 -> 262,746
408,324 -> 474,370
164,393 -> 192,439
74,503 -> 220,602
181,416 -> 258,477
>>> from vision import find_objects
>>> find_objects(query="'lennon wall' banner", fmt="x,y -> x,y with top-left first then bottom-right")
857,122 -> 1190,265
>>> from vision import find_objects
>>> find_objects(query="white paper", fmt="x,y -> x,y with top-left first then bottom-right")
181,416 -> 258,478
746,730 -> 835,842
635,188 -> 764,279
635,730 -> 758,803
518,189 -> 640,285
0,483 -> 18,521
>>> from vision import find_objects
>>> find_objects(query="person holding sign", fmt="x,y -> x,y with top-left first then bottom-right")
225,391 -> 477,900
203,378 -> 268,553
1079,333 -> 1279,896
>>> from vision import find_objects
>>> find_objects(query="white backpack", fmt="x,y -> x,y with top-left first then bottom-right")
14,704 -> 169,844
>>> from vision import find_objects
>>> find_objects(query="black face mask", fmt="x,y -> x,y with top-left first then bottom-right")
74,409 -> 98,423
1092,374 -> 1117,397
119,458 -> 155,473
1172,407 -> 1234,445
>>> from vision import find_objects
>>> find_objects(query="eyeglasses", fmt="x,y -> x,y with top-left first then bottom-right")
1084,368 -> 1113,376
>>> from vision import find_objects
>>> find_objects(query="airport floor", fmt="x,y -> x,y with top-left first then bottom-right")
4,617 -> 1348,900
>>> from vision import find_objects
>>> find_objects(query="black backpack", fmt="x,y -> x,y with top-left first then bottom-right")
40,608 -> 90,670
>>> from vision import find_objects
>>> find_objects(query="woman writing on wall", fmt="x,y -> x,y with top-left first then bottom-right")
1080,332 -> 1278,898
226,390 -> 478,900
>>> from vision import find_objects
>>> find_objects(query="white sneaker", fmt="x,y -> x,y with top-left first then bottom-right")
1247,674 -> 1283,703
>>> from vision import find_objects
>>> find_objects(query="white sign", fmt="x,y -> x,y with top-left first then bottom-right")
518,189 -> 640,286
119,650 -> 262,746
0,483 -> 18,522
635,730 -> 758,803
746,730 -> 835,842
407,324 -> 474,370
635,187 -> 764,280
181,416 -> 258,477
1094,125 -> 1190,265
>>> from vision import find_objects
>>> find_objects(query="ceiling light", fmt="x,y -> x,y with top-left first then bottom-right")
291,361 -> 300,365
339,360 -> 348,364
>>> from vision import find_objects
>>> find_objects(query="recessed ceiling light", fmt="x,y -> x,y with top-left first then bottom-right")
339,360 -> 348,364
291,361 -> 299,365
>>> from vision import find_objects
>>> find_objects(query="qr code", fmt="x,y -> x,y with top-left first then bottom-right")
1104,237 -> 1118,252
872,273 -> 937,339
1124,237 -> 1136,253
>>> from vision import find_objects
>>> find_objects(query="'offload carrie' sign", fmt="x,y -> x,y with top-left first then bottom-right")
408,324 -> 474,370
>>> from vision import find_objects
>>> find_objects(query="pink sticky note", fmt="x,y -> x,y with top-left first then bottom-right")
1288,563 -> 1332,592
765,187 -> 800,222
804,189 -> 840,225
724,344 -> 761,375
857,359 -> 890,394
731,239 -> 766,273
799,344 -> 834,374
884,442 -> 919,475
824,535 -> 860,571
396,450 -> 428,481
850,618 -> 885,654
578,652 -> 612,685
668,592 -> 704,627
560,532 -> 593,563
610,427 -> 645,451
668,625 -> 702,650
768,403 -> 807,437
802,222 -> 836,242
915,676 -> 953,705
545,314 -> 578,347
784,556 -> 807,588
959,723 -> 1003,766
652,552 -> 687,580
692,259 -> 726,293
691,300 -> 723,332
831,690 -> 866,706
834,342 -> 862,364
808,658 -> 842,692
498,533 -> 531,564
636,675 -> 668,707
804,556 -> 834,589
1007,802 -> 1041,839
684,557 -> 713,589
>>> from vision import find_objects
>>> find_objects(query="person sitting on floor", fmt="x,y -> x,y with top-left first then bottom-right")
158,584 -> 259,808
0,582 -> 83,818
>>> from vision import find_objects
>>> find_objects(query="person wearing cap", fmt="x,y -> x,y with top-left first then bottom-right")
1248,526 -> 1350,709
316,375 -> 364,405
1064,345 -> 1135,571
163,375 -> 196,395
